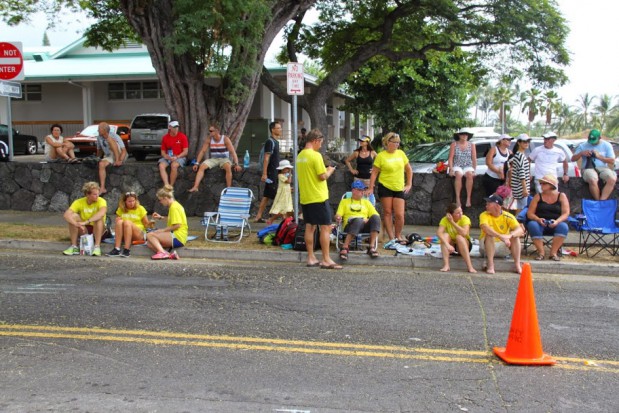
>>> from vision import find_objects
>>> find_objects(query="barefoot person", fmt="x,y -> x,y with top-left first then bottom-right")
44,123 -> 78,163
189,124 -> 241,191
437,203 -> 476,273
479,194 -> 524,274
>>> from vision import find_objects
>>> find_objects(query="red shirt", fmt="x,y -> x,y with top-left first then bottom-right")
161,132 -> 188,156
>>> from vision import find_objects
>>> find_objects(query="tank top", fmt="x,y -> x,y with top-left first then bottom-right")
536,193 -> 562,220
45,134 -> 63,158
486,147 -> 509,179
210,135 -> 229,159
355,151 -> 374,179
453,142 -> 473,168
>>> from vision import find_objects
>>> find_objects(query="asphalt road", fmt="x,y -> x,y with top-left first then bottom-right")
0,251 -> 618,412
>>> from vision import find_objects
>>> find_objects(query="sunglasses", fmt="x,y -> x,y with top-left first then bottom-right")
350,204 -> 362,212
125,192 -> 137,197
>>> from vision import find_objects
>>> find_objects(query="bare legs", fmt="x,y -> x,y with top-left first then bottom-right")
439,235 -> 476,273
98,160 -> 111,194
189,163 -> 233,192
159,161 -> 182,187
454,172 -> 474,207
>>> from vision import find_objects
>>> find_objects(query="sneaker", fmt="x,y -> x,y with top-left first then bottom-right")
169,251 -> 180,260
92,246 -> 102,257
106,248 -> 121,257
151,251 -> 170,260
120,249 -> 131,258
62,245 -> 79,256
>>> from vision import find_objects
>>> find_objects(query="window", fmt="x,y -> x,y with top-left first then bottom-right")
14,84 -> 42,101
108,82 -> 163,100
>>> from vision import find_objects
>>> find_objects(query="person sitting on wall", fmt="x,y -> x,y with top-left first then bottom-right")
571,129 -> 617,200
62,181 -> 107,257
96,122 -> 127,195
189,124 -> 241,191
158,121 -> 189,187
44,123 -> 78,163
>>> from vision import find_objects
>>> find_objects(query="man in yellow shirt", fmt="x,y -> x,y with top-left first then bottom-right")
62,181 -> 108,256
297,129 -> 340,269
479,194 -> 523,274
335,180 -> 380,260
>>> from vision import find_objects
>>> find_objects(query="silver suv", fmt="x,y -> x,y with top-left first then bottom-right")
129,113 -> 171,161
407,137 -> 580,177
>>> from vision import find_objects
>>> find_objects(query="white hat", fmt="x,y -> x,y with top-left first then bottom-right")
276,159 -> 294,170
168,121 -> 180,128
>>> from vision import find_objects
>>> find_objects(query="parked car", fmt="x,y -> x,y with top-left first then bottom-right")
66,124 -> 131,156
406,137 -> 580,177
128,113 -> 171,161
0,124 -> 39,155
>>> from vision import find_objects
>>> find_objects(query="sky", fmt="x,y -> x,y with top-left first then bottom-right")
1,0 -> 617,108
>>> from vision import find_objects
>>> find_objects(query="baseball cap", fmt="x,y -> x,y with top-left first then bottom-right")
499,134 -> 513,141
351,180 -> 367,190
588,129 -> 601,144
169,121 -> 180,128
358,135 -> 371,142
483,194 -> 504,206
542,131 -> 558,139
516,133 -> 531,142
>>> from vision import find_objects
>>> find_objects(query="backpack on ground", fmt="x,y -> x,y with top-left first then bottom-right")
258,137 -> 276,168
257,223 -> 279,244
293,219 -> 320,251
273,216 -> 298,246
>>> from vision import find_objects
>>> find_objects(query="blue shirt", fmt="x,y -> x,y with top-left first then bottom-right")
575,140 -> 614,168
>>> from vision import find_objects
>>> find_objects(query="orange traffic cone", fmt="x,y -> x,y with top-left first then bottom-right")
493,262 -> 555,365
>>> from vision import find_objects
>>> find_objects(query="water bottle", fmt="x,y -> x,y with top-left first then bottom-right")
168,149 -> 173,158
243,150 -> 250,168
215,225 -> 221,240
222,225 -> 229,241
265,178 -> 274,184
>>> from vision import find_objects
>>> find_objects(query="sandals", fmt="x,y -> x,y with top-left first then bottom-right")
339,247 -> 349,261
549,254 -> 561,261
535,254 -> 545,261
367,247 -> 379,258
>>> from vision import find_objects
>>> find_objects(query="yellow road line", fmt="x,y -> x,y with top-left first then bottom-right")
0,324 -> 617,373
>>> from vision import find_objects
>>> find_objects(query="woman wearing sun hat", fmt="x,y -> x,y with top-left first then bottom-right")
345,135 -> 377,188
448,128 -> 477,207
526,174 -> 570,261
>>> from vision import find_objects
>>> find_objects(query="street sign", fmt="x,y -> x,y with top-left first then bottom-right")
286,62 -> 304,95
0,42 -> 24,81
0,80 -> 22,98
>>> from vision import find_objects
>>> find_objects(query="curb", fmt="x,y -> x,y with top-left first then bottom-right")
1,239 -> 618,277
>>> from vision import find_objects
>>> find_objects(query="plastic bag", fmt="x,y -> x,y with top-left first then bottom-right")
79,234 -> 94,255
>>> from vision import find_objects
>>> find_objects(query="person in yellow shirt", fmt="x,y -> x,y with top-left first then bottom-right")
368,132 -> 413,248
107,191 -> 152,258
437,203 -> 476,273
335,180 -> 381,260
479,194 -> 524,274
147,185 -> 188,260
297,129 -> 340,269
62,181 -> 108,256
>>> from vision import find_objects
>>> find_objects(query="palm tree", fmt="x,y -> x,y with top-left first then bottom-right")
492,85 -> 517,133
593,94 -> 616,133
576,93 -> 595,129
521,88 -> 543,132
542,90 -> 561,129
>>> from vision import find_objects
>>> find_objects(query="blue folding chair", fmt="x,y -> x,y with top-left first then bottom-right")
568,199 -> 619,257
201,187 -> 253,243
335,191 -> 378,251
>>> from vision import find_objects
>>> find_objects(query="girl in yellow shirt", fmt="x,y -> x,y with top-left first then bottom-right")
107,192 -> 151,258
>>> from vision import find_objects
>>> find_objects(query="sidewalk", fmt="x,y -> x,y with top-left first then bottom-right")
0,210 -> 617,276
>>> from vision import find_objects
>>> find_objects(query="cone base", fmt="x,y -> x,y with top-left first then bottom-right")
493,347 -> 556,365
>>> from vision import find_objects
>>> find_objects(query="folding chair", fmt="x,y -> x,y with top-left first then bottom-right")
335,191 -> 378,251
201,187 -> 253,243
516,198 -> 556,256
569,199 -> 619,258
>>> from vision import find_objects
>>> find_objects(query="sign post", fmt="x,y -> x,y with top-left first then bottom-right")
0,41 -> 24,161
287,62 -> 304,223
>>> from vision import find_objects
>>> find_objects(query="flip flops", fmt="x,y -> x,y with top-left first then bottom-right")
320,263 -> 343,270
339,247 -> 349,261
367,247 -> 379,258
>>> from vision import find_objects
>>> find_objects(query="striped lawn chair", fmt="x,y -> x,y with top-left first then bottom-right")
201,187 -> 253,242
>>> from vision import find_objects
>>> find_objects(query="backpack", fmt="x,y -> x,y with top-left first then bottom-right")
257,223 -> 279,244
273,216 -> 298,246
258,137 -> 276,168
293,219 -> 320,251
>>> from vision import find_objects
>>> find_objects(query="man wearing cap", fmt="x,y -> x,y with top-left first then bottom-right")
253,121 -> 281,222
571,129 -> 617,200
96,122 -> 127,195
158,121 -> 189,187
335,180 -> 381,260
479,194 -> 524,274
529,131 -> 569,193
189,124 -> 242,191
297,128 -> 341,269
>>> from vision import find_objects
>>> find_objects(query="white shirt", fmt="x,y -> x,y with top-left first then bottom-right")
529,145 -> 565,179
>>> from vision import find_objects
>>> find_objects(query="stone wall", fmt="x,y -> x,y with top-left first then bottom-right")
0,160 -> 615,227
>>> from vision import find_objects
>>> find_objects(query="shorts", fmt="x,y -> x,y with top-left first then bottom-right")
158,157 -> 187,167
263,180 -> 277,199
344,215 -> 381,235
479,238 -> 511,258
452,166 -> 474,174
582,167 -> 617,183
171,232 -> 184,248
202,158 -> 231,169
301,201 -> 333,226
453,238 -> 473,253
100,155 -> 115,165
377,182 -> 405,199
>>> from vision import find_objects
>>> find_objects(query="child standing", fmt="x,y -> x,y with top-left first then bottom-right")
268,160 -> 294,223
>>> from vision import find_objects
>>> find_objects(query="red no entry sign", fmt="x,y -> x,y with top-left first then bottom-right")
0,42 -> 24,81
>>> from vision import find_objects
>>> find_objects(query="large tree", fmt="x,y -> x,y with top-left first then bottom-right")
263,0 -> 570,144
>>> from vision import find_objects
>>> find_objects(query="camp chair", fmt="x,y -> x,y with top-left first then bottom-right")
516,196 -> 557,256
568,199 -> 619,258
201,187 -> 253,243
336,191 -> 378,251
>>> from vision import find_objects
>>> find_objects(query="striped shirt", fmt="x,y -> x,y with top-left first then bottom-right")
509,151 -> 530,199
210,135 -> 229,159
